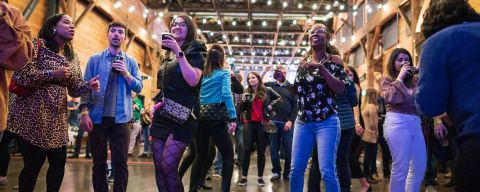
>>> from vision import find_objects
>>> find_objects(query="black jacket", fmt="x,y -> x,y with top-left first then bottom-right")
240,87 -> 281,121
264,81 -> 298,122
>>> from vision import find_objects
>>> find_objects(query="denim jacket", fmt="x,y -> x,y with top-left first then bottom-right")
81,49 -> 143,124
200,69 -> 236,120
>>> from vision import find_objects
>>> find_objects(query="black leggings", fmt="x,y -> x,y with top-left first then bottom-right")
349,133 -> 366,178
190,120 -> 234,192
18,138 -> 66,192
178,141 -> 215,180
242,122 -> 268,177
0,131 -> 15,177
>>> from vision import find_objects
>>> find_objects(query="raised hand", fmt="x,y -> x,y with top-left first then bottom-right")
88,75 -> 100,92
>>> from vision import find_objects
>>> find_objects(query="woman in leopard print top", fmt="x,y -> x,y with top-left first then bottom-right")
7,14 -> 99,191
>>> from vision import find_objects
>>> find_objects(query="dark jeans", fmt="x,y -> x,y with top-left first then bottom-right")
455,135 -> 480,192
18,138 -> 66,192
378,119 -> 391,177
269,122 -> 293,178
308,128 -> 354,192
242,122 -> 268,177
143,126 -> 151,154
363,142 -> 378,176
73,128 -> 91,156
190,120 -> 234,191
349,133 -> 365,178
91,117 -> 130,192
234,121 -> 244,168
0,130 -> 15,176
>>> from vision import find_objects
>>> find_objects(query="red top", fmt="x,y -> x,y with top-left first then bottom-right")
245,97 -> 264,123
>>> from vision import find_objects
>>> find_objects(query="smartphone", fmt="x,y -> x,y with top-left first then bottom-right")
161,33 -> 174,51
112,54 -> 124,73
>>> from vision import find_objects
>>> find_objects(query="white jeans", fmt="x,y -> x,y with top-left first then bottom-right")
128,121 -> 141,154
384,112 -> 426,192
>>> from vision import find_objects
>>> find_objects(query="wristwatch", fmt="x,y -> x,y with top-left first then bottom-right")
176,51 -> 184,58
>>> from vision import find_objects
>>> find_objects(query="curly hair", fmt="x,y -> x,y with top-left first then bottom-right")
422,0 -> 480,39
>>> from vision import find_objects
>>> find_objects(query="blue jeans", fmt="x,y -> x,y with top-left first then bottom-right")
290,115 -> 341,192
269,122 -> 293,177
143,126 -> 151,154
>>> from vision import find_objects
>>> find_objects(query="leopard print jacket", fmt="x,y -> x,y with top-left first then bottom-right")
8,38 -> 91,149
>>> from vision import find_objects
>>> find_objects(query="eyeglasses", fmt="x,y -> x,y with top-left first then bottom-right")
171,22 -> 188,28
309,28 -> 329,35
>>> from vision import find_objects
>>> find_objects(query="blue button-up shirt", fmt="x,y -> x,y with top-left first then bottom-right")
81,49 -> 143,124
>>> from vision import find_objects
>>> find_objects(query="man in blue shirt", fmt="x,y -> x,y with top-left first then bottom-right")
80,21 -> 142,192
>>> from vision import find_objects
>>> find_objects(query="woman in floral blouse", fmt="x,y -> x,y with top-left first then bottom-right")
289,23 -> 349,192
7,14 -> 99,191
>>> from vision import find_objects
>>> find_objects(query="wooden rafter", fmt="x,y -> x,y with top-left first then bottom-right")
75,1 -> 95,27
126,34 -> 136,51
271,8 -> 284,62
212,0 -> 230,49
398,6 -> 412,32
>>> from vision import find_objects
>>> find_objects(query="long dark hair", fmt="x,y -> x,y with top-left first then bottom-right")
348,66 -> 360,85
246,72 -> 267,100
422,0 -> 480,39
386,48 -> 415,88
203,44 -> 224,77
362,88 -> 378,110
170,14 -> 199,50
38,14 -> 75,61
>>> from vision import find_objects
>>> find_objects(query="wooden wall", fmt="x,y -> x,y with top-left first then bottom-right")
9,0 -> 167,106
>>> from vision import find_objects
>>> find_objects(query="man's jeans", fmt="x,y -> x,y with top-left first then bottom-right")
269,122 -> 293,178
91,117 -> 130,192
142,126 -> 151,154
290,115 -> 341,192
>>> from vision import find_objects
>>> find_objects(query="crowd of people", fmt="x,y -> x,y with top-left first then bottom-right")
1,0 -> 480,192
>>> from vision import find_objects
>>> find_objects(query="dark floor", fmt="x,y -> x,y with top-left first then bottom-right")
0,153 -> 455,192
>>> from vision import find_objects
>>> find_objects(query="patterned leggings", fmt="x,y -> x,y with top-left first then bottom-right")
152,134 -> 188,192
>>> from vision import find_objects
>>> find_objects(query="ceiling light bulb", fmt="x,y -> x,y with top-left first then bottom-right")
283,2 -> 288,8
312,3 -> 317,10
252,0 -> 256,3
128,6 -> 135,13
326,4 -> 331,10
217,20 -> 222,25
340,4 -> 345,10
267,0 -> 272,5
298,3 -> 303,9
341,37 -> 346,43
247,21 -> 251,26
277,21 -> 282,26
232,20 -> 237,26
151,34 -> 157,39
353,11 -> 358,16
158,12 -> 164,17
202,19 -> 207,24
197,29 -> 202,33
262,21 -> 267,27
293,20 -> 297,25
270,40 -> 274,45
259,39 -> 263,44
222,34 -> 227,39
209,32 -> 214,36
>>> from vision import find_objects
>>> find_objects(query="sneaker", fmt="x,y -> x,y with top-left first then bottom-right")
257,178 -> 265,186
108,175 -> 114,183
0,177 -> 7,186
270,173 -> 280,182
238,178 -> 247,186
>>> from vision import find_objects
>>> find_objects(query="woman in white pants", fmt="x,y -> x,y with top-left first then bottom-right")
380,48 -> 426,192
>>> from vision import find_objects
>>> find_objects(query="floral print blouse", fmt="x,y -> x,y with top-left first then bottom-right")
294,60 -> 349,121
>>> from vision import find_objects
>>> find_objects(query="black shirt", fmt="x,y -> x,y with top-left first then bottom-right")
294,61 -> 349,121
264,81 -> 298,122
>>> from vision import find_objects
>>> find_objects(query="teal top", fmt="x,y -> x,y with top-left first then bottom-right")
200,69 -> 236,120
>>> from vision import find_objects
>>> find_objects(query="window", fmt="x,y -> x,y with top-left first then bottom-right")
382,14 -> 399,50
353,46 -> 365,67
367,0 -> 378,21
355,3 -> 365,30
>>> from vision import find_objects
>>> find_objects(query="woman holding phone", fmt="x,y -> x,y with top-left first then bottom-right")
380,48 -> 426,192
150,14 -> 207,191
